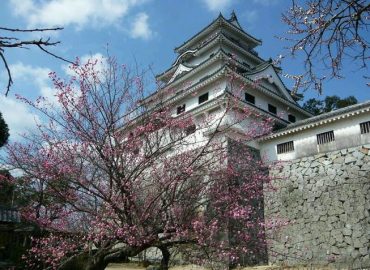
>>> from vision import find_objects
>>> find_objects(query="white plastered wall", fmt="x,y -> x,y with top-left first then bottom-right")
259,112 -> 370,162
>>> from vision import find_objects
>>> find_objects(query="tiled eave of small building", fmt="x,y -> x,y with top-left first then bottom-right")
259,100 -> 370,141
175,14 -> 262,54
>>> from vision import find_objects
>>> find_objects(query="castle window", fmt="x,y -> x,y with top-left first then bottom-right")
277,141 -> 294,154
317,130 -> 335,145
245,93 -> 255,104
177,104 -> 186,115
268,104 -> 277,114
360,121 -> 370,134
198,92 -> 209,104
288,114 -> 296,123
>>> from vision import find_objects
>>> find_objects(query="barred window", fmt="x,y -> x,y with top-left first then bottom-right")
317,130 -> 335,145
277,141 -> 294,154
360,121 -> 370,134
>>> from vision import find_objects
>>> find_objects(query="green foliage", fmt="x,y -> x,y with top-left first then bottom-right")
303,95 -> 358,115
0,111 -> 9,147
0,170 -> 14,207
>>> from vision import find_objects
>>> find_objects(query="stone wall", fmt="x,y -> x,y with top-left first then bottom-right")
265,145 -> 370,268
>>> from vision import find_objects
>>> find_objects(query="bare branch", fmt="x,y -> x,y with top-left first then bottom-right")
280,0 -> 370,93
0,26 -> 72,95
0,51 -> 13,96
0,26 -> 64,32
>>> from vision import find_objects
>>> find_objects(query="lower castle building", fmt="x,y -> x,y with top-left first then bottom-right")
260,102 -> 370,268
145,12 -> 370,268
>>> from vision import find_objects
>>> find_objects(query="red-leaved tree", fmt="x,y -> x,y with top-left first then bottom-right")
3,57 -> 274,270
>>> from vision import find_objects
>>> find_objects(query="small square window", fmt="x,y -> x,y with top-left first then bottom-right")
360,121 -> 370,134
288,114 -> 296,123
268,104 -> 277,114
245,93 -> 255,104
198,92 -> 209,104
177,104 -> 186,115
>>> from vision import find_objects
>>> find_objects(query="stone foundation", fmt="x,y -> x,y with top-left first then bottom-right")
265,145 -> 370,268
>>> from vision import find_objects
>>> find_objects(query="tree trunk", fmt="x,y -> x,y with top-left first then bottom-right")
58,252 -> 109,270
58,245 -> 146,270
159,246 -> 170,270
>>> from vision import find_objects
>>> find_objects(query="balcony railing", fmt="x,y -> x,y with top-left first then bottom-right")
0,206 -> 21,223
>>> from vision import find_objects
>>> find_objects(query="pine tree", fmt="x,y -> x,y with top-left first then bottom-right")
0,112 -> 9,147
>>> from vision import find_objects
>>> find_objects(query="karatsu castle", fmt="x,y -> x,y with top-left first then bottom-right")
146,12 -> 370,268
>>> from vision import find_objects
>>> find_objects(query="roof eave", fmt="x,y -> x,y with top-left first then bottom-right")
174,16 -> 261,54
259,101 -> 370,141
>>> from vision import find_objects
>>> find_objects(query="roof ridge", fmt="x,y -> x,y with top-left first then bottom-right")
174,13 -> 261,53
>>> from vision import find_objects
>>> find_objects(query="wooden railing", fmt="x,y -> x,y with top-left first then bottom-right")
0,206 -> 20,223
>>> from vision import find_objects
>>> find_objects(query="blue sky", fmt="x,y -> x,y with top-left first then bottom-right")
1,0 -> 369,142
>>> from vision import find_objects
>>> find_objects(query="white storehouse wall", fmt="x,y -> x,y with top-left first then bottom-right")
259,112 -> 370,161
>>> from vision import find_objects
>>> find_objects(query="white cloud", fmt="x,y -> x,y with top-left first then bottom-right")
201,0 -> 234,12
130,12 -> 153,40
9,0 -> 147,30
0,95 -> 41,142
10,63 -> 51,88
0,63 -> 56,141
9,63 -> 58,105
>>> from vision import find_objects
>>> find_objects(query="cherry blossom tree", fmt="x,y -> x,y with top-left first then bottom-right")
3,57 -> 274,270
280,0 -> 370,93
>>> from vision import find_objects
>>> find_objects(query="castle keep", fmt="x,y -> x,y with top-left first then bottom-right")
151,12 -> 370,268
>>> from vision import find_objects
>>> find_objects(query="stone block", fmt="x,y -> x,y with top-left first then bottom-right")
351,249 -> 360,258
353,239 -> 363,248
344,156 -> 357,164
359,247 -> 368,256
360,163 -> 370,171
342,227 -> 352,236
344,236 -> 352,245
360,146 -> 369,154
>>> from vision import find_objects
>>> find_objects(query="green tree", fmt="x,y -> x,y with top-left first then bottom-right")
0,111 -> 9,147
0,170 -> 14,207
303,95 -> 358,115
